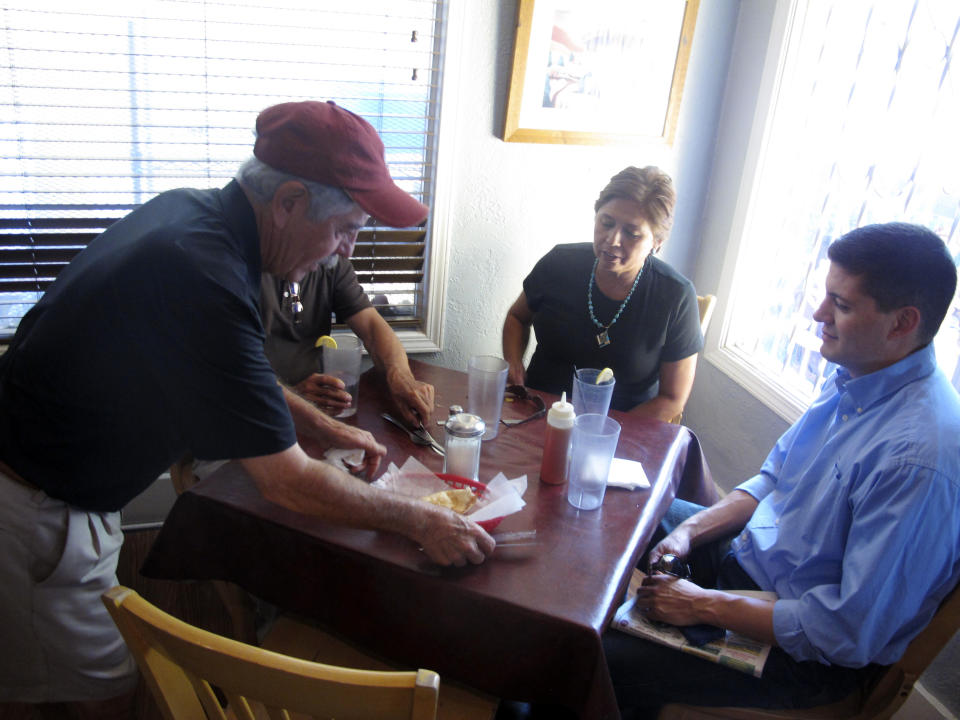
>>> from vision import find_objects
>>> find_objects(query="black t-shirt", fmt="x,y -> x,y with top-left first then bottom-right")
260,260 -> 371,385
523,243 -> 703,411
0,181 -> 296,511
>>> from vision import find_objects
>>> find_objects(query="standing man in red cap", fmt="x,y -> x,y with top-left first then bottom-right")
0,100 -> 494,719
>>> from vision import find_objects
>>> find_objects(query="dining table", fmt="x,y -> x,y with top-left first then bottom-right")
141,359 -> 717,719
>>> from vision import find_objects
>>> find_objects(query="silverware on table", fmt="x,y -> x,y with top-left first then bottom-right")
419,530 -> 539,557
412,409 -> 442,450
381,412 -> 445,456
492,530 -> 539,547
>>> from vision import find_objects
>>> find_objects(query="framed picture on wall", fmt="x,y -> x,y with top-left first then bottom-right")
502,0 -> 700,146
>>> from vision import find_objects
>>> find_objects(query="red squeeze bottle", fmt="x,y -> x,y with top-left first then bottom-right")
540,392 -> 576,485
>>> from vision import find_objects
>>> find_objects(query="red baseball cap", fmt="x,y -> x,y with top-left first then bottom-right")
253,100 -> 429,228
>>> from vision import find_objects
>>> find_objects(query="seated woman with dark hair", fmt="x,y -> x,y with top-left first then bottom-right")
502,166 -> 703,422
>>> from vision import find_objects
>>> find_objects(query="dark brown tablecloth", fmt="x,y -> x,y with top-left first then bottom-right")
142,360 -> 716,719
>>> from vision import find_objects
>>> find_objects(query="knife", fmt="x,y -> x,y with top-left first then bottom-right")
492,530 -> 539,547
419,530 -> 539,557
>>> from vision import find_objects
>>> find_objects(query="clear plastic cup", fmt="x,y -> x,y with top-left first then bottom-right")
566,413 -> 621,510
571,368 -> 616,416
467,355 -> 509,440
322,335 -> 363,418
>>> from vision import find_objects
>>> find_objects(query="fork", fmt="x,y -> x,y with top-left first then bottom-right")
381,413 -> 445,456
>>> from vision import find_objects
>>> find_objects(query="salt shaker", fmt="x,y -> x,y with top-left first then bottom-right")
443,410 -> 485,481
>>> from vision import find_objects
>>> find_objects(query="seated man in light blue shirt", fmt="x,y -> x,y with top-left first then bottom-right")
603,222 -> 960,717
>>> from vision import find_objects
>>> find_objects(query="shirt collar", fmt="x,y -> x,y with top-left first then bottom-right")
833,343 -> 937,410
218,179 -> 262,288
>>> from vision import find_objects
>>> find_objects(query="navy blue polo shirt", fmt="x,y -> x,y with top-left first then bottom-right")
0,181 -> 295,511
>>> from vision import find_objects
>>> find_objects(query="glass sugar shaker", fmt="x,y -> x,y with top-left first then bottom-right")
443,408 -> 485,481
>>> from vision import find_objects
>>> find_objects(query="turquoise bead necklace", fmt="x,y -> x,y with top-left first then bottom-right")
587,257 -> 644,347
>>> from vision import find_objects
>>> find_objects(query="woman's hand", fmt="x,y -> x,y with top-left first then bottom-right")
502,292 -> 534,386
507,362 -> 526,386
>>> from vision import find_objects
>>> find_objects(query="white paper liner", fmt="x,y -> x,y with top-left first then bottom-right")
606,458 -> 650,490
372,456 -> 526,521
323,447 -> 366,473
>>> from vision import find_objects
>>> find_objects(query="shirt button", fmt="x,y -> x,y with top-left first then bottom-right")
841,414 -> 849,421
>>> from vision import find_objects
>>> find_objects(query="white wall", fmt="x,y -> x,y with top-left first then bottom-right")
420,0 -> 738,376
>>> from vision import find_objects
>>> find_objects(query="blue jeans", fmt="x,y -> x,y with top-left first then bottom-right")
603,499 -> 882,719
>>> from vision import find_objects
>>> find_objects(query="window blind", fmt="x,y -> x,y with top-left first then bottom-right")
0,0 -> 444,338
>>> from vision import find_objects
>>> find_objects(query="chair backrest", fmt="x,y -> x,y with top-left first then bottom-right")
858,579 -> 960,719
669,294 -> 718,425
697,294 -> 717,336
102,586 -> 440,720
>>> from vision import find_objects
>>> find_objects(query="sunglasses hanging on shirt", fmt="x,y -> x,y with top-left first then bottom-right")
282,281 -> 303,324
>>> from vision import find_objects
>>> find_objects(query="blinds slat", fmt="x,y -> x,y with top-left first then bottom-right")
354,272 -> 424,285
351,258 -> 424,273
0,266 -> 67,281
0,281 -> 48,293
355,229 -> 426,243
352,245 -> 425,260
0,235 -> 100,248
0,250 -> 80,264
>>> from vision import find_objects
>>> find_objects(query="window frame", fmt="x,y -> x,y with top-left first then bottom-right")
707,0 -> 960,422
403,0 -> 467,354
703,0 -> 813,423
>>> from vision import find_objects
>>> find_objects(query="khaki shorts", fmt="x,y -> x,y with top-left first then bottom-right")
0,471 -> 137,702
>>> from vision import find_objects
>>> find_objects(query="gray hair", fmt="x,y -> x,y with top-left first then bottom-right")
235,156 -> 357,223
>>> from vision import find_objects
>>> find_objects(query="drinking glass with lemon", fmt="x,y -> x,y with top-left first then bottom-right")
571,367 -> 616,416
316,334 -> 363,418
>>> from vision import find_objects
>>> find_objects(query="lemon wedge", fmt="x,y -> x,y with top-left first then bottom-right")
315,335 -> 338,349
596,367 -> 614,384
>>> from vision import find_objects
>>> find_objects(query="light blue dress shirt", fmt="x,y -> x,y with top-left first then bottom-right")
732,343 -> 960,667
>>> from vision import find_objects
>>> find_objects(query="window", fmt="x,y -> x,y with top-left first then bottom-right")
715,0 -> 960,419
0,0 -> 446,341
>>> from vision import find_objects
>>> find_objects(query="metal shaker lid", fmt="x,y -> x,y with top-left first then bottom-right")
444,412 -> 485,438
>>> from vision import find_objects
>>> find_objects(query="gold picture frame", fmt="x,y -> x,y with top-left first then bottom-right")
502,0 -> 700,146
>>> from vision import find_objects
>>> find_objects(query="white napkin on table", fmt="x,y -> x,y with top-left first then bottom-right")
606,458 -> 650,490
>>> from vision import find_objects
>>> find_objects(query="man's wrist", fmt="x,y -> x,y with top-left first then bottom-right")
692,587 -> 719,621
668,523 -> 696,551
384,362 -> 412,386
